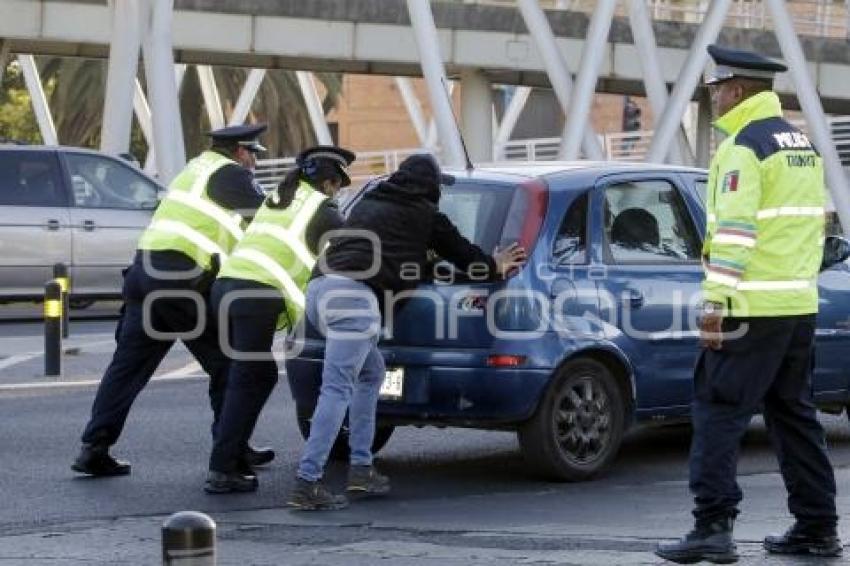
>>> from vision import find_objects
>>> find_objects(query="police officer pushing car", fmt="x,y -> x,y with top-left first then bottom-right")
656,45 -> 841,563
72,124 -> 273,477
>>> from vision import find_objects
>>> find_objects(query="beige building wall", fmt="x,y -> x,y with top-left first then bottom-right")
327,74 -> 656,153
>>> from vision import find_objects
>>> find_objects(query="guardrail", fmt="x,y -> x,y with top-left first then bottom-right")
442,0 -> 850,39
255,116 -> 850,187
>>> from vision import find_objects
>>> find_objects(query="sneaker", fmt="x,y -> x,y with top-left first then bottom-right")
204,470 -> 258,494
71,444 -> 131,477
347,465 -> 390,496
764,523 -> 843,557
287,478 -> 348,511
655,517 -> 738,564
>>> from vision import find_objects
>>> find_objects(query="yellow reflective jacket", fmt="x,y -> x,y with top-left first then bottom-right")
703,91 -> 825,317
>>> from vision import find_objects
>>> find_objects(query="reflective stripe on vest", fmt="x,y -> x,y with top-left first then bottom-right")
705,271 -> 813,291
145,219 -> 229,259
245,222 -> 316,269
755,206 -> 824,220
230,248 -> 306,309
163,190 -> 245,241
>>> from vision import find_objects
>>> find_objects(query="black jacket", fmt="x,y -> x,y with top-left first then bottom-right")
313,167 -> 497,297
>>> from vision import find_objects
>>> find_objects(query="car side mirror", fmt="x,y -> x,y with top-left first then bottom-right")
820,236 -> 850,272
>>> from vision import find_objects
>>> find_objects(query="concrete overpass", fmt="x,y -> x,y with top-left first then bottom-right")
3,0 -> 850,114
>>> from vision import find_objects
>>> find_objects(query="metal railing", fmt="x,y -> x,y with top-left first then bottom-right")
442,0 -> 850,38
254,148 -> 421,191
255,116 -> 850,187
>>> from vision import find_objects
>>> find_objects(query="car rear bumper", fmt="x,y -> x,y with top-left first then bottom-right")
285,357 -> 551,426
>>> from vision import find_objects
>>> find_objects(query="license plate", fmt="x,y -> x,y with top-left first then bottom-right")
380,367 -> 404,400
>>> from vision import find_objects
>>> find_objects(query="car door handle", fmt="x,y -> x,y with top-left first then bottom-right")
623,289 -> 644,309
82,220 -> 96,231
46,219 -> 61,231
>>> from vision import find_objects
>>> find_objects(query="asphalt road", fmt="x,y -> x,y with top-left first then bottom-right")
1,317 -> 850,564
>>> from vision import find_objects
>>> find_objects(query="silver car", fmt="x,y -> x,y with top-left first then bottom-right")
0,145 -> 163,303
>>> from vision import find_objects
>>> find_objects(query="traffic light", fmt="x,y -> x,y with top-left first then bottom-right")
622,97 -> 642,132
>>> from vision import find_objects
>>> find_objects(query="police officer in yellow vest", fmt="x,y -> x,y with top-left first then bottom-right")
204,146 -> 354,494
72,124 -> 270,477
657,46 -> 841,563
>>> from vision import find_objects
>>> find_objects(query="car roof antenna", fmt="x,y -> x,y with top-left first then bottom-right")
441,77 -> 474,172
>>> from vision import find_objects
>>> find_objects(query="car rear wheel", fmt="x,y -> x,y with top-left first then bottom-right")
296,404 -> 394,461
518,358 -> 626,481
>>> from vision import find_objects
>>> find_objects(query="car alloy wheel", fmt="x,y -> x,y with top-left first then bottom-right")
519,357 -> 627,481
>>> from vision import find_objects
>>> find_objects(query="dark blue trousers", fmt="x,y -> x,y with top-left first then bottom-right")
689,314 -> 838,530
81,252 -> 229,446
208,277 -> 283,473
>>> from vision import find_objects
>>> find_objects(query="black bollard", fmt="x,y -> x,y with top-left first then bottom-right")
44,280 -> 62,377
53,263 -> 70,338
162,511 -> 216,565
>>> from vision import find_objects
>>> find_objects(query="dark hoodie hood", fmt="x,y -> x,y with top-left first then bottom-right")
369,153 -> 452,204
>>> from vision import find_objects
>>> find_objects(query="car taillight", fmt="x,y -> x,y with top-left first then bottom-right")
487,355 -> 527,367
518,178 -> 548,252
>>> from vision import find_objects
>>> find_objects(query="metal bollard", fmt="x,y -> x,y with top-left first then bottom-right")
44,280 -> 62,376
162,511 -> 216,565
53,263 -> 70,338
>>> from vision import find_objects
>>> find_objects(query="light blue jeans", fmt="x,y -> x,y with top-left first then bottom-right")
297,275 -> 385,482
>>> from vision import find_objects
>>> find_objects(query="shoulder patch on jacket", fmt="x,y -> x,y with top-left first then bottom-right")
734,117 -> 818,160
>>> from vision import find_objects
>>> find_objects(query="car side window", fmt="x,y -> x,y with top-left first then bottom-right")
552,191 -> 588,265
604,179 -> 701,264
0,150 -> 65,207
65,153 -> 159,210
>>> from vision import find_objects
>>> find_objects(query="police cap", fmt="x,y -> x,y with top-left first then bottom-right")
705,44 -> 787,85
207,123 -> 268,152
297,145 -> 357,187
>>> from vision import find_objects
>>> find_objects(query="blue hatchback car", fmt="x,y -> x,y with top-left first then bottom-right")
286,162 -> 850,481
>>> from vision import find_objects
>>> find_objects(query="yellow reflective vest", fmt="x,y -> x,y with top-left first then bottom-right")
218,182 -> 327,330
703,91 -> 826,317
137,151 -> 247,270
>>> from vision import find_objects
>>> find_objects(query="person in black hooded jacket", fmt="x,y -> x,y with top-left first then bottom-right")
287,153 -> 527,511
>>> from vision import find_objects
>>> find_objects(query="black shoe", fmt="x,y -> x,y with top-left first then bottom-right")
347,465 -> 390,496
204,470 -> 258,494
764,523 -> 843,557
71,444 -> 131,477
287,478 -> 348,511
655,517 -> 738,564
244,445 -> 275,468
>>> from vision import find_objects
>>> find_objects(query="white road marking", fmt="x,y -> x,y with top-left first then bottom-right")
0,373 -> 204,392
0,339 -> 117,372
158,361 -> 203,379
0,354 -> 41,372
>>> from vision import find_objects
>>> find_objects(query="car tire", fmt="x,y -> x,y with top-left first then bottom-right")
296,404 -> 394,461
518,358 -> 626,482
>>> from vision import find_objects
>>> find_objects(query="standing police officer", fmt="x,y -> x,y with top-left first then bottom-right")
205,146 -> 353,494
656,45 -> 841,563
72,124 -> 270,477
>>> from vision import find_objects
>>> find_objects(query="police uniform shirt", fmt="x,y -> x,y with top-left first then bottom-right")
205,151 -> 265,219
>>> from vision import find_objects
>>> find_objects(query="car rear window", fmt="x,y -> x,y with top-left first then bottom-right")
439,182 -> 516,253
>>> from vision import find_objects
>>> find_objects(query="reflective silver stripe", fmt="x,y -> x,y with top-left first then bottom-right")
706,270 -> 739,288
756,206 -> 824,220
147,219 -> 228,259
246,222 -> 316,269
737,279 -> 813,291
289,191 -> 327,236
232,248 -> 305,309
712,233 -> 756,247
707,213 -> 717,223
189,154 -> 227,196
164,190 -> 244,241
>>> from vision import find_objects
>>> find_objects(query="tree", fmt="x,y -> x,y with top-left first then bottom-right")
0,56 -> 343,161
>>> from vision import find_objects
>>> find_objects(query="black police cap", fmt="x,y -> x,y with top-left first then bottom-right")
705,44 -> 787,85
297,145 -> 357,187
206,123 -> 268,152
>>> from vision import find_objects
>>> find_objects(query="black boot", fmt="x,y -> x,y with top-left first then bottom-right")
764,522 -> 843,557
655,517 -> 738,564
204,470 -> 258,494
244,445 -> 275,468
71,444 -> 131,477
